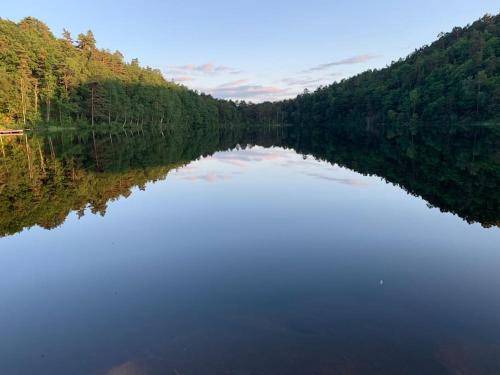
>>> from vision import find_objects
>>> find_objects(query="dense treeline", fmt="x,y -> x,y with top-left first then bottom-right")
0,17 -> 247,128
2,15 -> 498,130
274,14 -> 500,127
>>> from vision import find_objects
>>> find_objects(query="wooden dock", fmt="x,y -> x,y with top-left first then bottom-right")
0,129 -> 24,136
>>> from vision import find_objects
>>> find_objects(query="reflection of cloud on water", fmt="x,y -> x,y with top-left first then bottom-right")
173,146 -> 370,189
211,147 -> 295,167
172,146 -> 370,189
279,157 -> 330,169
303,171 -> 370,187
175,146 -> 299,178
174,147 -> 296,176
177,172 -> 234,183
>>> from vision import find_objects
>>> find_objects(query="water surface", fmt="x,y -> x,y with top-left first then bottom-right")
0,125 -> 499,375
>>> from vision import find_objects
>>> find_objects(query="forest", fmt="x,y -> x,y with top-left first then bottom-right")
0,17 -> 251,128
275,14 -> 500,127
1,14 -> 498,130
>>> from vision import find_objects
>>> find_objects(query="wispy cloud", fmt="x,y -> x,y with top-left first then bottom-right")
279,73 -> 344,93
303,54 -> 380,73
205,80 -> 290,101
282,77 -> 324,86
168,63 -> 240,75
171,76 -> 194,82
217,79 -> 250,88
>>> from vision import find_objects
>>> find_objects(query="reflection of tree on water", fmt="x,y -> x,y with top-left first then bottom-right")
283,123 -> 500,228
0,125 -> 263,237
0,123 -> 498,237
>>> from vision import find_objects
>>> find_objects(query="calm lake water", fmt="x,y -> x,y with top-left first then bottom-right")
0,125 -> 499,374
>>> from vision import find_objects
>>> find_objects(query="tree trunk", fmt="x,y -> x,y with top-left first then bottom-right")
25,135 -> 33,179
20,78 -> 27,126
0,136 -> 5,158
91,86 -> 95,126
34,81 -> 39,115
476,81 -> 480,115
46,98 -> 51,122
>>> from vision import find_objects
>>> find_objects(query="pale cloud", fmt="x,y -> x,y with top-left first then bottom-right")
164,56 -> 374,102
171,76 -> 194,82
280,73 -> 344,91
212,84 -> 287,98
205,80 -> 290,101
303,54 -> 380,73
217,79 -> 250,88
168,63 -> 240,75
168,65 -> 343,101
282,77 -> 324,86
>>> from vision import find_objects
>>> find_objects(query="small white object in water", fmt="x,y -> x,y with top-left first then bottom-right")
379,279 -> 384,286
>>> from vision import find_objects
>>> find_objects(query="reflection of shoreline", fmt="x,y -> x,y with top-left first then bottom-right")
0,128 -> 229,237
286,126 -> 499,228
0,124 -> 498,238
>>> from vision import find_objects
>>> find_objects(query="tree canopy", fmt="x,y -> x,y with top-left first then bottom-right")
0,17 -> 247,128
1,14 -> 498,129
271,14 -> 500,127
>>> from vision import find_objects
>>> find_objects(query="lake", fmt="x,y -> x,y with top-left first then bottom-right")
0,124 -> 499,375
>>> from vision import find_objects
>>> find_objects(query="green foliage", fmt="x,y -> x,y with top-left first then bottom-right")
274,14 -> 500,127
0,17 -> 243,128
3,14 -> 497,129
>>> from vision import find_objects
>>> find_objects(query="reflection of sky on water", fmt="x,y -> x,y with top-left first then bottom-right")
173,146 -> 370,188
1,146 -> 499,375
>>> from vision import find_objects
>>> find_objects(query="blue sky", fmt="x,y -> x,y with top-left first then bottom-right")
3,0 -> 499,102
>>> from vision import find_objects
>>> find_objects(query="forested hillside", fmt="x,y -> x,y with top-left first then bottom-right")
1,15 -> 499,129
0,17 -> 245,128
276,14 -> 500,126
